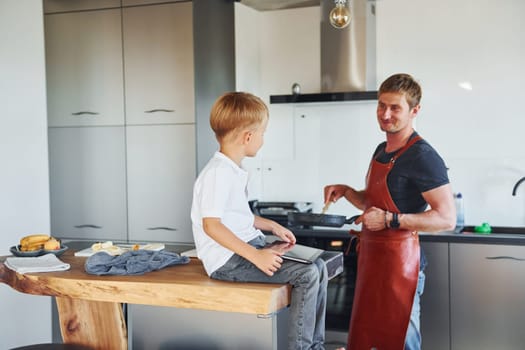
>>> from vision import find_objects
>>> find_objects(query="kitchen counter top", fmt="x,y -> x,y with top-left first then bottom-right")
288,226 -> 525,246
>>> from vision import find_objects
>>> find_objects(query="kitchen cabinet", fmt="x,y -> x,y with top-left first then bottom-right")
122,0 -> 179,7
249,159 -> 321,203
44,0 -> 120,13
420,241 -> 450,350
48,127 -> 127,241
262,104 -> 295,161
243,104 -> 296,201
243,157 -> 263,201
126,125 -> 195,243
45,2 -> 196,244
245,106 -> 321,203
450,243 -> 525,350
123,2 -> 195,243
44,8 -> 125,127
129,305 -> 288,349
122,2 -> 194,125
246,102 -> 379,207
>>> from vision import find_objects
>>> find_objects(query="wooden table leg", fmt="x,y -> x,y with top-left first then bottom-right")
55,297 -> 127,350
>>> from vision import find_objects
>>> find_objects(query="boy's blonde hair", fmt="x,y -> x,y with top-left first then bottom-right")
210,92 -> 269,141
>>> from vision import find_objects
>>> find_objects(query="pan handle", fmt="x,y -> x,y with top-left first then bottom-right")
345,215 -> 361,225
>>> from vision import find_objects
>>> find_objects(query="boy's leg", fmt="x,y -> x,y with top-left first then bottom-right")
211,237 -> 328,350
312,257 -> 328,348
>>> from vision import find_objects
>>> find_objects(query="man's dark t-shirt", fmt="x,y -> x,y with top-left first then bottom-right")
372,131 -> 449,213
371,131 -> 450,269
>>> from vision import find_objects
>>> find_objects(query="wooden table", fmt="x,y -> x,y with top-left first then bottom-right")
0,249 -> 291,349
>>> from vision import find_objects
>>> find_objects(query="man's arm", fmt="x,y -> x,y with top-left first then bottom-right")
360,184 -> 456,232
394,183 -> 456,233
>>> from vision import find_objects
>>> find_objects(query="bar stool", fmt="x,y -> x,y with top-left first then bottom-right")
10,344 -> 93,350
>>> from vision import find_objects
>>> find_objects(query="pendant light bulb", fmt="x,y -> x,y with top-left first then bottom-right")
329,0 -> 351,29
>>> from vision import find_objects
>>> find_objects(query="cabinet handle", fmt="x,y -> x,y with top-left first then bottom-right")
147,227 -> 177,231
71,111 -> 100,116
485,256 -> 525,261
74,224 -> 102,229
144,109 -> 175,113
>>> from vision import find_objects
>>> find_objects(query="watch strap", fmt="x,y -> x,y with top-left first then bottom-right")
390,212 -> 400,229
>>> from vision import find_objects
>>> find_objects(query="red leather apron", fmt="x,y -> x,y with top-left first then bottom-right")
347,136 -> 421,350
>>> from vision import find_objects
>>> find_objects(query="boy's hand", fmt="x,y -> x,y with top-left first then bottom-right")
253,216 -> 296,244
272,224 -> 296,244
253,248 -> 284,276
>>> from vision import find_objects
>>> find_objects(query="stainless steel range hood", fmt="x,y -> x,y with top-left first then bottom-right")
320,0 -> 377,93
242,0 -> 378,103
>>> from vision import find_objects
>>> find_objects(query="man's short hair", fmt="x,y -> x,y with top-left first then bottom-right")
379,73 -> 422,109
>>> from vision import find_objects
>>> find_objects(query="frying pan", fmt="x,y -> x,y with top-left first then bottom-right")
287,212 -> 360,228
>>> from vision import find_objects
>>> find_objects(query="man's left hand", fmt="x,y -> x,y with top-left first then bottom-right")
359,206 -> 388,231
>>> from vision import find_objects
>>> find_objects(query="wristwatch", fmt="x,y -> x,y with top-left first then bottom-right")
390,212 -> 400,229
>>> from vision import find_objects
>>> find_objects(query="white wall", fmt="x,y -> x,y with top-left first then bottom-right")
376,0 -> 525,226
0,0 -> 52,347
236,0 -> 525,227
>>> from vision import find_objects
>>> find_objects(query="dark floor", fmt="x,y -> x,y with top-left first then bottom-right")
325,330 -> 348,350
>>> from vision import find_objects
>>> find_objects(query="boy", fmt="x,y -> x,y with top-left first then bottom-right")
191,92 -> 329,350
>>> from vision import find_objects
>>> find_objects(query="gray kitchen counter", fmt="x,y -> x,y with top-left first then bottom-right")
288,226 -> 525,246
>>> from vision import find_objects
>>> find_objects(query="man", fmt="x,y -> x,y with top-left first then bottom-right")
324,73 -> 456,350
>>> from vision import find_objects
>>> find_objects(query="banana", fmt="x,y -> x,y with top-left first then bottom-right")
20,234 -> 50,251
21,242 -> 45,252
20,234 -> 50,246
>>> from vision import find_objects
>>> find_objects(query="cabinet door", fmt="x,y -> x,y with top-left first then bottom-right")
243,157 -> 263,201
122,0 -> 175,5
126,125 -> 196,243
122,2 -> 194,125
45,9 -> 124,127
258,109 -> 321,203
48,127 -> 127,240
261,104 -> 294,161
450,243 -> 525,350
420,242 -> 450,350
44,0 -> 120,13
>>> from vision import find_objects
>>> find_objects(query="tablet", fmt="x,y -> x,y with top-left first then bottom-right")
265,236 -> 325,264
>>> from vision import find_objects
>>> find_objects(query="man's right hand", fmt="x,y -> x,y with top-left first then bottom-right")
323,184 -> 350,204
323,184 -> 367,211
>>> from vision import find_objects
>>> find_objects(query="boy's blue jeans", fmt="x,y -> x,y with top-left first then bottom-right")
211,235 -> 328,350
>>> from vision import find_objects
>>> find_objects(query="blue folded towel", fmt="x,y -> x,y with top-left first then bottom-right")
85,249 -> 190,275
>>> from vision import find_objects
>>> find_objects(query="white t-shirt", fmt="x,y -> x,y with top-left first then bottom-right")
191,151 -> 264,275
